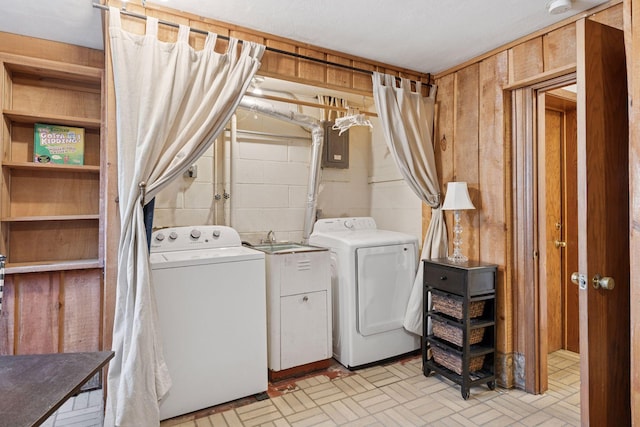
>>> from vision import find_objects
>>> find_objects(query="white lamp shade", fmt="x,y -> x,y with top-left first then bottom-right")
441,182 -> 475,210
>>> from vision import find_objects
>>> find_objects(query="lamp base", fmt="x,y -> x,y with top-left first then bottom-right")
447,252 -> 468,263
447,210 -> 468,263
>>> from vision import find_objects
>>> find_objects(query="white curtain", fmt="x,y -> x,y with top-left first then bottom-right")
105,8 -> 264,426
372,72 -> 447,336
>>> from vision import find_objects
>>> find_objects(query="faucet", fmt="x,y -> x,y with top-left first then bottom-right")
267,230 -> 276,243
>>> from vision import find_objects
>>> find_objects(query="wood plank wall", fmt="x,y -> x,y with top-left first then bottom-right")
103,0 -> 430,96
431,2 -> 623,388
626,0 -> 640,423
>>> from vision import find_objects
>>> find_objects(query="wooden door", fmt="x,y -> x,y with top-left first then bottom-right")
576,18 -> 630,426
543,105 -> 564,353
543,92 -> 580,355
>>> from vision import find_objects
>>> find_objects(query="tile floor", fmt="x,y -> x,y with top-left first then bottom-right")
43,389 -> 103,427
48,350 -> 580,427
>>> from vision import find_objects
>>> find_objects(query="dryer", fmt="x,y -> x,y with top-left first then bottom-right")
309,217 -> 420,368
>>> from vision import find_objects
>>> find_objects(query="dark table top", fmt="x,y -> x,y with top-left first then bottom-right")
0,351 -> 114,427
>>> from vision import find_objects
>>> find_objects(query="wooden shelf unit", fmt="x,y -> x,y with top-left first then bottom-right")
0,54 -> 103,271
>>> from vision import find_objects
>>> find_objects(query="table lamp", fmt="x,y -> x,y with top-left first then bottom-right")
442,182 -> 475,262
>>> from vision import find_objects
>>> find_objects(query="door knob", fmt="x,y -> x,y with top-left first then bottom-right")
554,240 -> 566,248
592,274 -> 615,290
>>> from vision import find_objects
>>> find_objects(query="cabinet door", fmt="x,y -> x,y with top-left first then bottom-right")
280,291 -> 329,370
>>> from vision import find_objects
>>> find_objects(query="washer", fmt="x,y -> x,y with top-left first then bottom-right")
150,225 -> 267,421
309,217 -> 420,368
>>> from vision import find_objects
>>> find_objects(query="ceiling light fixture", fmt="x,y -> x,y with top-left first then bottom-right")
547,0 -> 572,15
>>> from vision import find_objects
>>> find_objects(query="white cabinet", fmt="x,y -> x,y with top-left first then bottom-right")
264,248 -> 332,372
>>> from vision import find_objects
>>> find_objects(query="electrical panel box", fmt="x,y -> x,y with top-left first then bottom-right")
322,121 -> 349,169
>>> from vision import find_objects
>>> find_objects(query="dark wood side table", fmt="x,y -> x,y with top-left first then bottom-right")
0,351 -> 114,427
422,258 -> 497,399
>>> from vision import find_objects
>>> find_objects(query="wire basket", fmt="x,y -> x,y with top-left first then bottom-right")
432,292 -> 485,320
432,318 -> 485,347
432,345 -> 485,375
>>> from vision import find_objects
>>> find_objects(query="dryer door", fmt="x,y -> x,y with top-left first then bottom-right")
355,243 -> 416,336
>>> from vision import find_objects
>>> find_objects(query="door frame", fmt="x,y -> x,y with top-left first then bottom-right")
510,72 -> 576,394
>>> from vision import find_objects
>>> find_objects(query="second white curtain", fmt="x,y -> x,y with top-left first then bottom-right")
372,72 -> 447,336
105,8 -> 264,426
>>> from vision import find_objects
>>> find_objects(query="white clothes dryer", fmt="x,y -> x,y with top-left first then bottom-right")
309,217 -> 420,368
150,225 -> 267,421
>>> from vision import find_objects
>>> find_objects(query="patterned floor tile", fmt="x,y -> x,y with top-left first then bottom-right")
48,350 -> 581,427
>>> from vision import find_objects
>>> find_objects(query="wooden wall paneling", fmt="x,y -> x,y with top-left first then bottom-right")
0,32 -> 103,69
102,9 -> 119,357
352,61 -> 375,93
478,52 -> 509,358
0,275 -> 15,354
453,64 -> 480,261
326,55 -> 352,90
262,40 -> 297,77
297,47 -> 326,84
628,0 -> 640,423
509,38 -> 544,84
434,73 -> 455,251
9,170 -> 99,216
9,221 -> 99,263
511,87 -> 529,381
103,1 -> 430,95
15,272 -> 60,354
543,25 -> 577,71
589,2 -> 624,29
61,269 -> 102,352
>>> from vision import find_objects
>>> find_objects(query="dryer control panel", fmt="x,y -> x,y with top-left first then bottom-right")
150,225 -> 242,252
313,217 -> 377,233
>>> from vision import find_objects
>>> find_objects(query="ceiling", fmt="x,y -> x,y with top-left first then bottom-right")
0,0 -> 609,74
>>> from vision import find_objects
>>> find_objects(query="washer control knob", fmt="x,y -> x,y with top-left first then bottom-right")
169,231 -> 178,241
190,229 -> 201,239
344,220 -> 354,229
155,233 -> 165,242
212,230 -> 221,238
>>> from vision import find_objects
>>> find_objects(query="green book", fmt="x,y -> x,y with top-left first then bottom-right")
34,123 -> 85,165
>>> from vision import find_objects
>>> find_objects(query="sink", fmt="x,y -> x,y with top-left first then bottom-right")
251,242 -> 324,254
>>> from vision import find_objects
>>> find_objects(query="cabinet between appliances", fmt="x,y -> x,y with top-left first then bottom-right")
262,247 -> 332,380
422,258 -> 497,399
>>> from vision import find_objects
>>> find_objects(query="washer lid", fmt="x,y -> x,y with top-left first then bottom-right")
150,246 -> 264,269
309,229 -> 418,249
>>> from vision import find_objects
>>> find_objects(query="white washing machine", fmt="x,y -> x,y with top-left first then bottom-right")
309,217 -> 420,368
150,225 -> 267,421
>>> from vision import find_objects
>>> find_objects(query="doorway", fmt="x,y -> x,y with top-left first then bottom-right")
540,87 -> 579,355
537,85 -> 580,396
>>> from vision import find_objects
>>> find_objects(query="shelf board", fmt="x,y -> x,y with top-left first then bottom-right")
427,335 -> 495,356
3,109 -> 101,130
1,214 -> 99,222
5,259 -> 103,274
424,360 -> 495,385
2,161 -> 100,173
428,311 -> 495,329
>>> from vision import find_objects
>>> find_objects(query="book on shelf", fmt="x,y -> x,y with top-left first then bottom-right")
34,123 -> 85,165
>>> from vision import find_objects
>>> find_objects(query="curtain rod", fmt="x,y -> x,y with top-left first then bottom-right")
92,3 -> 432,86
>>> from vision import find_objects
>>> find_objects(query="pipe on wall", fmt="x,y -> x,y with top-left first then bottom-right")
238,97 -> 324,243
229,114 -> 238,227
